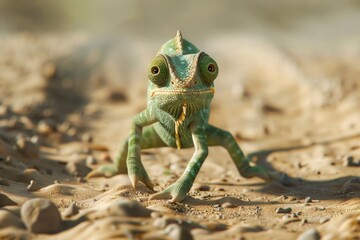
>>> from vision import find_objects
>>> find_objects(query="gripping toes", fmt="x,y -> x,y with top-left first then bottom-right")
127,157 -> 153,190
149,180 -> 190,202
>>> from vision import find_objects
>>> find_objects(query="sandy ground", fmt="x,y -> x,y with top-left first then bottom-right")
0,32 -> 359,240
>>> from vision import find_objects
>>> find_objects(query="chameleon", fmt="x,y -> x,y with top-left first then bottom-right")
88,30 -> 272,202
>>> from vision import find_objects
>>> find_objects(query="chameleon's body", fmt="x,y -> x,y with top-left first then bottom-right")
88,31 -> 270,202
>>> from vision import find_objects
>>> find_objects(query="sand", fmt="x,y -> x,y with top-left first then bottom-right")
0,31 -> 359,240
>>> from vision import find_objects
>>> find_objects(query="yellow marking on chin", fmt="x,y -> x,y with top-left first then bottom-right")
175,102 -> 187,149
150,88 -> 215,97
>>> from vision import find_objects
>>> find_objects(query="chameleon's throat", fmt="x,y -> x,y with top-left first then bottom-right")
150,88 -> 215,98
175,102 -> 187,149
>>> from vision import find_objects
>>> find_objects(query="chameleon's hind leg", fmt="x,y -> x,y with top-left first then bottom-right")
87,125 -> 166,185
206,124 -> 272,181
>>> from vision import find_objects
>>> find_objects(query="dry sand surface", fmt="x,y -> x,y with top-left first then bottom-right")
0,31 -> 359,240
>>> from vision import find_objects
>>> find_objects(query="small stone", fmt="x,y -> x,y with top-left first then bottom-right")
0,193 -> 17,207
319,217 -> 330,224
297,228 -> 320,240
151,211 -> 162,219
86,155 -> 97,165
5,156 -> 12,165
165,223 -> 193,240
27,180 -> 40,192
21,198 -> 62,233
37,119 -> 57,135
63,203 -> 79,218
195,185 -> 210,191
66,158 -> 92,177
314,206 -> 325,211
276,207 -> 292,214
304,197 -> 312,203
301,219 -> 308,226
82,133 -> 93,143
154,217 -> 178,229
0,177 -> 10,186
0,209 -> 25,229
103,199 -> 152,218
342,155 -> 360,166
221,202 -> 236,208
16,137 -> 40,159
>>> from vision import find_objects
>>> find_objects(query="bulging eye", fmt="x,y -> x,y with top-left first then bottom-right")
148,55 -> 168,86
199,54 -> 218,85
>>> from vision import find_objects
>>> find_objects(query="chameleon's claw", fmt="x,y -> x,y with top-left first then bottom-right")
149,180 -> 189,202
86,164 -> 119,179
129,174 -> 154,190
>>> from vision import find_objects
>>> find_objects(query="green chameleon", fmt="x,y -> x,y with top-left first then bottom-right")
88,31 -> 272,202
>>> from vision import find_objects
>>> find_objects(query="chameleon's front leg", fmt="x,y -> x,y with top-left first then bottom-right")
127,109 -> 158,189
150,121 -> 208,202
206,124 -> 273,181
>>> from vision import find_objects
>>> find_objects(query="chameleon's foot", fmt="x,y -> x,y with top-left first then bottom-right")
87,164 -> 121,179
149,180 -> 190,202
241,165 -> 273,182
128,158 -> 153,190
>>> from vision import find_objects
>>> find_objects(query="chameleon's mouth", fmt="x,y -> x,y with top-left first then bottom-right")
150,88 -> 215,97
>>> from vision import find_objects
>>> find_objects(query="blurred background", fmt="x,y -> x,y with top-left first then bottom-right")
0,0 -> 360,146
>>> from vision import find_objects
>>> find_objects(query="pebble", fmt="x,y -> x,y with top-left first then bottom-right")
343,155 -> 360,167
27,180 -> 40,192
104,199 -> 152,218
63,203 -> 79,218
319,217 -> 330,224
0,193 -> 17,207
314,206 -> 325,211
66,158 -> 92,177
0,209 -> 25,229
165,223 -> 194,240
150,211 -> 163,219
5,156 -> 12,165
15,136 -> 40,159
297,228 -> 321,240
82,133 -> 93,143
37,119 -> 57,135
221,202 -> 236,208
0,177 -> 10,186
21,198 -> 62,233
276,207 -> 292,214
304,197 -> 312,203
300,219 -> 308,226
154,217 -> 178,229
86,155 -> 97,165
195,185 -> 210,191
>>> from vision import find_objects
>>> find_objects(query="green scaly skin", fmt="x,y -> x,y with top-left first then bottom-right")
88,31 -> 273,202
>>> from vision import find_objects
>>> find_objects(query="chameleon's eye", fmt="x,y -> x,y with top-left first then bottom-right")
148,55 -> 168,87
199,54 -> 218,85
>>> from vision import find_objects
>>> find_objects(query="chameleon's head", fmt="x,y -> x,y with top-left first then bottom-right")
147,30 -> 218,116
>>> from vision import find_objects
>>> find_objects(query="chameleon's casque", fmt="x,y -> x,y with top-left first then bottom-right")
88,31 -> 272,202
